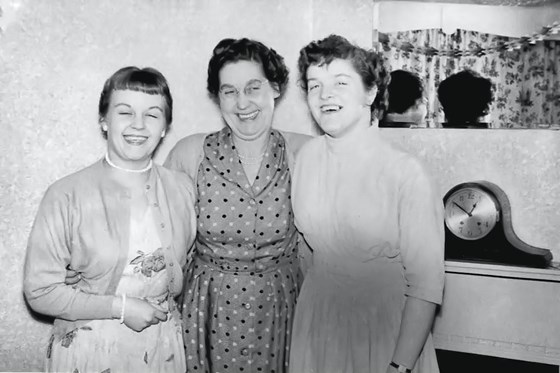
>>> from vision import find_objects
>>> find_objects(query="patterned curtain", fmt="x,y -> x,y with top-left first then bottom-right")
380,29 -> 560,128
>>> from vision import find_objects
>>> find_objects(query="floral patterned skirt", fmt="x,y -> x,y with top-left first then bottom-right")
46,208 -> 185,373
46,314 -> 185,373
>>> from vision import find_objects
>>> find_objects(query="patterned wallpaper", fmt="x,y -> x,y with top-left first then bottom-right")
0,0 -> 372,370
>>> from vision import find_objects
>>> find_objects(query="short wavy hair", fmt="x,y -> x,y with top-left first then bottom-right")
98,66 -> 173,139
437,69 -> 494,124
207,38 -> 289,100
297,34 -> 390,118
387,70 -> 424,114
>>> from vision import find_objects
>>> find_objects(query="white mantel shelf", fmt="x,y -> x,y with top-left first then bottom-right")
433,260 -> 560,368
444,260 -> 560,281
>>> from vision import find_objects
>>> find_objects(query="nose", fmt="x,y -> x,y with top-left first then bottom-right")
236,91 -> 251,109
130,114 -> 146,129
320,84 -> 335,100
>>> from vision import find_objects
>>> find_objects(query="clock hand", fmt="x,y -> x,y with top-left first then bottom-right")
469,202 -> 478,215
453,202 -> 472,217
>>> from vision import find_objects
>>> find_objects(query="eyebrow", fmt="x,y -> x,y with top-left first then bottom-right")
114,103 -> 132,108
220,78 -> 265,89
307,73 -> 352,81
114,103 -> 163,112
219,83 -> 236,90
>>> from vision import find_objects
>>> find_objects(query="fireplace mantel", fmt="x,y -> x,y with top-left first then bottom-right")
433,261 -> 560,369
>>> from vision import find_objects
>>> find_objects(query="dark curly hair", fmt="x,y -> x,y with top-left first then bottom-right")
387,70 -> 424,114
98,66 -> 173,139
437,69 -> 494,124
207,38 -> 289,100
297,34 -> 390,118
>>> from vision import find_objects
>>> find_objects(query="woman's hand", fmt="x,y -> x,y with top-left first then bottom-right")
386,363 -> 410,373
113,296 -> 168,332
64,265 -> 81,286
124,297 -> 168,332
386,365 -> 397,373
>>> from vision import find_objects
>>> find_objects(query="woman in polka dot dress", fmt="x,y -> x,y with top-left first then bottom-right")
165,38 -> 311,373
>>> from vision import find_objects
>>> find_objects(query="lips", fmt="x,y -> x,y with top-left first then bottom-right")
238,110 -> 259,121
320,104 -> 342,113
123,135 -> 149,145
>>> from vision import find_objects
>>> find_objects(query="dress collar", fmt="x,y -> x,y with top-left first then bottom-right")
324,124 -> 381,154
203,127 -> 288,197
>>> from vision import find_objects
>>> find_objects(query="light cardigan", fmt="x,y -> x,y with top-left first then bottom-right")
23,159 -> 197,336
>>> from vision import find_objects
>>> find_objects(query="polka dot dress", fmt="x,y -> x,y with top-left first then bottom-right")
183,128 -> 301,373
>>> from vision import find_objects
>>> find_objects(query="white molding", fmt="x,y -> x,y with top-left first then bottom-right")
434,333 -> 560,365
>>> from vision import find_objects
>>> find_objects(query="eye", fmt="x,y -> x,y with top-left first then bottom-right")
146,113 -> 159,119
337,80 -> 348,86
308,83 -> 320,92
221,87 -> 237,97
118,111 -> 132,116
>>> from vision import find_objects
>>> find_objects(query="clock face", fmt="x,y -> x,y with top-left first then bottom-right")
444,186 -> 500,241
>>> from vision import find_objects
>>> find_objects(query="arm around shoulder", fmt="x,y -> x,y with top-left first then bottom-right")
164,133 -> 208,180
281,131 -> 313,156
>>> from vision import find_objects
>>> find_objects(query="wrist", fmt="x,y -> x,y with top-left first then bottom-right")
119,294 -> 126,324
390,361 -> 411,373
111,295 -> 123,319
111,294 -> 126,319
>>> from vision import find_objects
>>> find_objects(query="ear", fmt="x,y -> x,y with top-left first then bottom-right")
270,82 -> 281,99
100,120 -> 108,132
366,85 -> 378,106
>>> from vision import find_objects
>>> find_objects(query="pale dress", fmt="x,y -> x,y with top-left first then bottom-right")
289,125 -> 445,373
46,208 -> 186,373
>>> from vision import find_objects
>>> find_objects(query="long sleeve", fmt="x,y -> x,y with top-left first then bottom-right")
398,159 -> 445,305
23,185 -> 114,321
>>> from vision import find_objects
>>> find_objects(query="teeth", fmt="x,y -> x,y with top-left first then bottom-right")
321,105 -> 341,112
124,135 -> 148,144
238,111 -> 259,120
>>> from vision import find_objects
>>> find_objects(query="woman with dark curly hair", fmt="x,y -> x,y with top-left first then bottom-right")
289,35 -> 444,373
165,38 -> 310,372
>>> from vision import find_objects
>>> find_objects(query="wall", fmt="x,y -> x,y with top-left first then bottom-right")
2,1 -> 560,371
381,128 -> 560,258
0,0 -> 373,370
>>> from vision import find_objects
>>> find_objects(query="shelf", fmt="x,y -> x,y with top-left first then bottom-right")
444,260 -> 560,282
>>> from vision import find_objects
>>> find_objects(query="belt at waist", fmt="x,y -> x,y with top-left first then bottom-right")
194,252 -> 298,275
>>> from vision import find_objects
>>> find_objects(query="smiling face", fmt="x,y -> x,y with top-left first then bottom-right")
101,89 -> 167,170
306,58 -> 377,138
218,60 -> 279,142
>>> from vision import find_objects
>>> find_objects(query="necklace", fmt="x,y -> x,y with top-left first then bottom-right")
237,151 -> 265,165
104,153 -> 153,173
